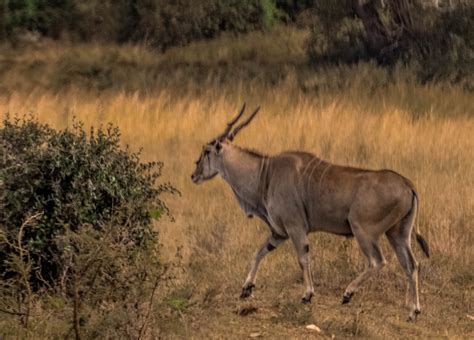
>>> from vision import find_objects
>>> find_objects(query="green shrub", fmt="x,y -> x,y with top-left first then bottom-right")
275,0 -> 315,21
306,1 -> 473,86
307,16 -> 368,64
1,0 -> 284,49
0,0 -> 74,38
132,0 -> 283,50
306,0 -> 368,63
403,5 -> 474,86
0,115 -> 177,287
71,0 -> 132,42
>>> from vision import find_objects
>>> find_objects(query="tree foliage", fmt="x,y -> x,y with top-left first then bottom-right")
0,115 -> 178,287
1,0 -> 291,49
307,0 -> 473,85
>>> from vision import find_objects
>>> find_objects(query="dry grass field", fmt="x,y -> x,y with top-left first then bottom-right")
1,26 -> 473,338
1,78 -> 473,337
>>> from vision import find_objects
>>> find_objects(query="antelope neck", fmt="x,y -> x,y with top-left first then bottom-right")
220,145 -> 267,204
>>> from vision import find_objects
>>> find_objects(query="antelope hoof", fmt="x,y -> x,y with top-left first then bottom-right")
301,292 -> 314,304
342,292 -> 353,305
407,309 -> 421,322
240,283 -> 255,299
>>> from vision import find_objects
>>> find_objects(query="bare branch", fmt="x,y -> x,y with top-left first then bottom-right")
138,265 -> 168,340
0,308 -> 27,316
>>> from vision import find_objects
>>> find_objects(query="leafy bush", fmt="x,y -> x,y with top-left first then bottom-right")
1,0 -> 284,49
0,0 -> 74,39
403,5 -> 474,86
306,0 -> 371,63
131,0 -> 283,50
0,115 -> 177,287
306,1 -> 473,86
70,0 -> 132,42
307,13 -> 368,63
275,0 -> 315,21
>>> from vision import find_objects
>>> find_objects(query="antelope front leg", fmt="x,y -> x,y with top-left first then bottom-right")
240,235 -> 286,298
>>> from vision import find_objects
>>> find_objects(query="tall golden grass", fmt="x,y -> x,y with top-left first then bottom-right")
1,84 -> 472,272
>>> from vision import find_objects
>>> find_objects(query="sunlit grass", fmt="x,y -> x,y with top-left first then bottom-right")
1,32 -> 473,336
1,84 -> 472,274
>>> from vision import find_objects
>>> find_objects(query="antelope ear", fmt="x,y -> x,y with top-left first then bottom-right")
214,141 -> 222,154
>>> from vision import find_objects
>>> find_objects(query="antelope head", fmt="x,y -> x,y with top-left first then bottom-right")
191,103 -> 260,184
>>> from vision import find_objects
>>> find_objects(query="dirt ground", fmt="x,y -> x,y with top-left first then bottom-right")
156,257 -> 473,339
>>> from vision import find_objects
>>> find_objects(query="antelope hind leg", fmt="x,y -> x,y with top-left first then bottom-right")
287,230 -> 314,304
342,222 -> 386,304
386,223 -> 421,321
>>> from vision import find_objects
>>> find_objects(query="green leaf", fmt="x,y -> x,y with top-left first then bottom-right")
167,297 -> 188,311
149,208 -> 162,220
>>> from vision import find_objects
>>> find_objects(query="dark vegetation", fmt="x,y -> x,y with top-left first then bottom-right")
1,0 -> 472,85
307,0 -> 473,84
0,0 -> 305,49
0,116 -> 178,337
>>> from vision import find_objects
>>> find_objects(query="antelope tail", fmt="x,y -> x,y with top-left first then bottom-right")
412,191 -> 430,258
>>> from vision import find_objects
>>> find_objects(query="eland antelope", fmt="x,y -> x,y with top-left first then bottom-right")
191,104 -> 430,321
